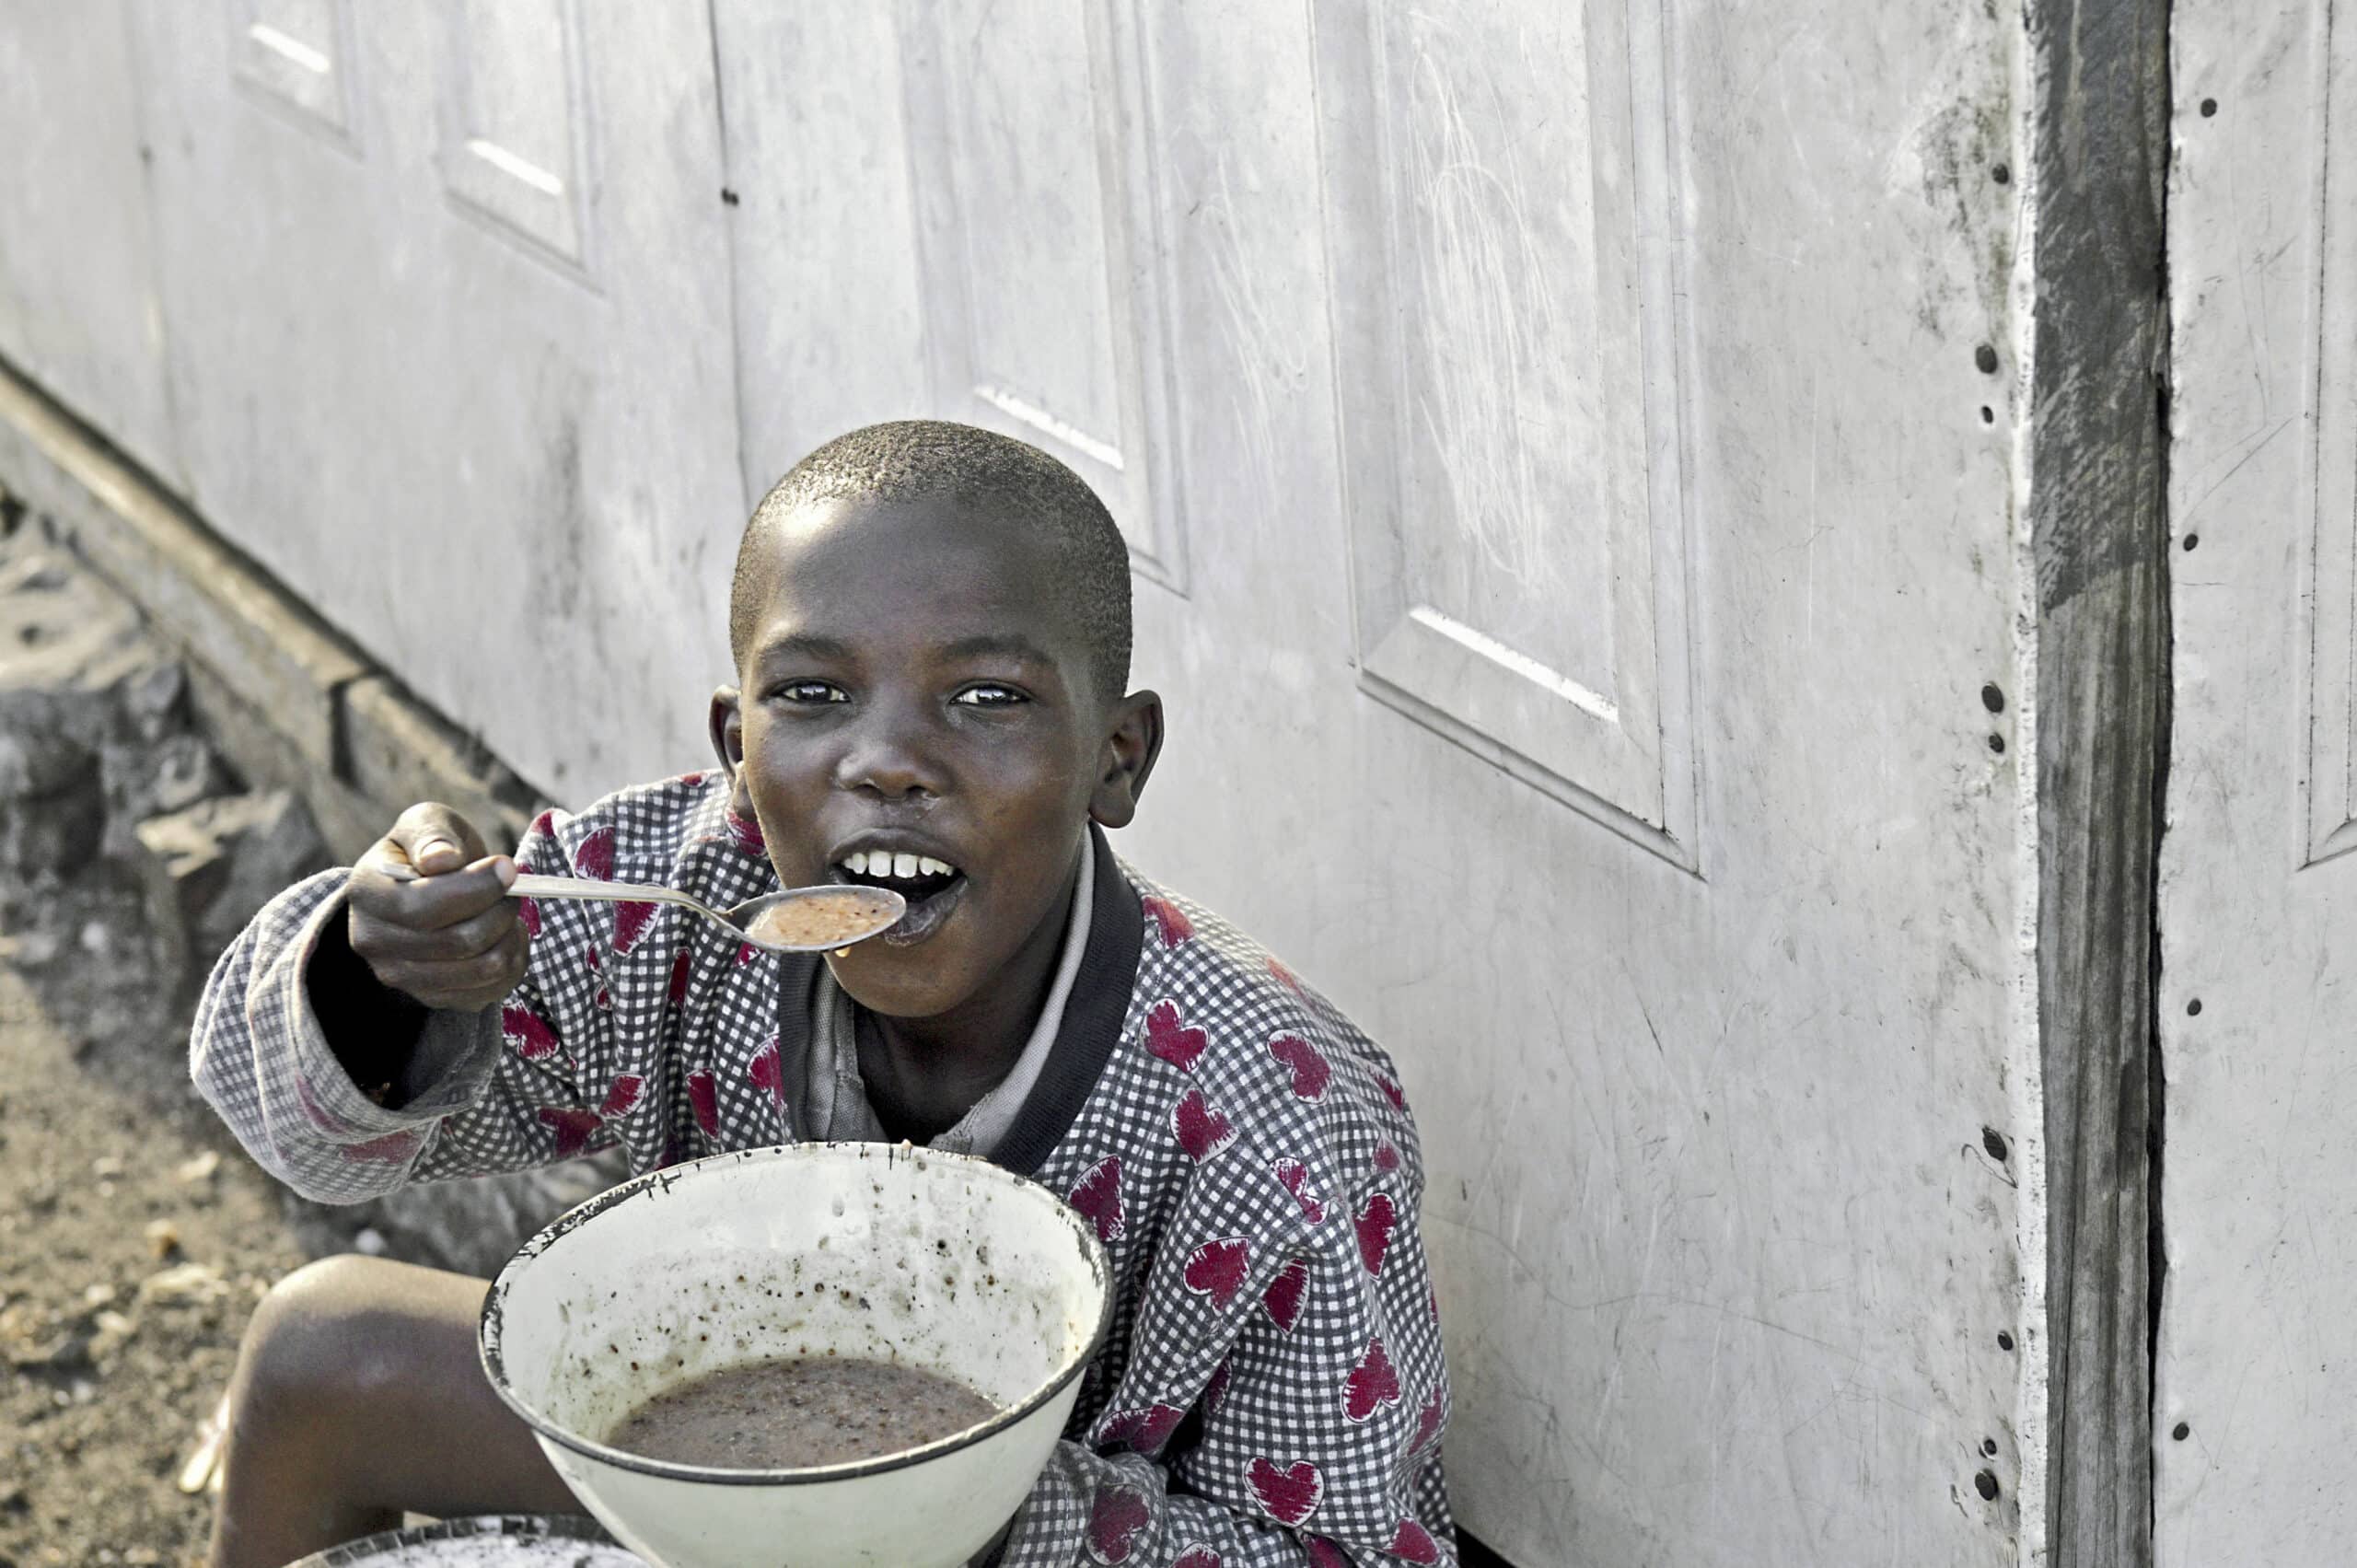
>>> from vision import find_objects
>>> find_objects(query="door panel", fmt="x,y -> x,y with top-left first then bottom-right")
1315,0 -> 1690,862
910,3 -> 2031,1562
129,0 -> 743,798
0,0 -> 179,480
898,0 -> 1189,588
2159,2 -> 2357,1561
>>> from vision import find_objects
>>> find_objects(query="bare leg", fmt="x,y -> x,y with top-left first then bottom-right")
209,1255 -> 580,1568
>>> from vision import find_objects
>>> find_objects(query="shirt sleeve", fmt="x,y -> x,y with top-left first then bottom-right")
995,1148 -> 1455,1566
187,811 -> 622,1203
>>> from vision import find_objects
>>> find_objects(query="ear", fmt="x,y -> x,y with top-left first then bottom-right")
708,687 -> 751,812
1088,690 -> 1165,830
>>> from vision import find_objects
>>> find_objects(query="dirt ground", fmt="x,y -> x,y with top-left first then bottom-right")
0,943 -> 308,1568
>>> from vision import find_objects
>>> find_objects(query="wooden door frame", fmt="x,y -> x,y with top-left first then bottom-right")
2026,0 -> 2172,1562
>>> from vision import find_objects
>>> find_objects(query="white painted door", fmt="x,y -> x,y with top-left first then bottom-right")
715,3 -> 2038,1562
124,0 -> 747,798
2159,2 -> 2357,1561
0,0 -> 179,481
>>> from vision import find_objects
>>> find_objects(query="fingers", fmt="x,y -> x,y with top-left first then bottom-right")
357,917 -> 528,1015
383,803 -> 492,879
347,804 -> 526,1011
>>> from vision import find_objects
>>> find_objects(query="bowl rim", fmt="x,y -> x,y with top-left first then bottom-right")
478,1141 -> 1116,1488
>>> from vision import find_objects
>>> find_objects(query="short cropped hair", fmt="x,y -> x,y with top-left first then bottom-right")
729,421 -> 1132,704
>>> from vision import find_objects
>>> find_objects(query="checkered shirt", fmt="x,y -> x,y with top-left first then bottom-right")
190,772 -> 1456,1566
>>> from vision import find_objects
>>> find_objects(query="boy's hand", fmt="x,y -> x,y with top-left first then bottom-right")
346,803 -> 527,1013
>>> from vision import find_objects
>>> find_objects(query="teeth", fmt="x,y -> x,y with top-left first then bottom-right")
840,849 -> 958,881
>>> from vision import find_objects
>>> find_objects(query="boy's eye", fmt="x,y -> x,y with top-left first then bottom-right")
774,680 -> 848,704
953,683 -> 1027,709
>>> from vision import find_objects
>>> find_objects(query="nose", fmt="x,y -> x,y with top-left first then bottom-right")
833,696 -> 946,801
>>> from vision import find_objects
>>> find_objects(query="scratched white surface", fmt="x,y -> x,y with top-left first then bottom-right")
121,1 -> 745,799
0,0 -> 179,483
1104,3 -> 2034,1562
0,1 -> 2039,1561
2156,2 -> 2357,1562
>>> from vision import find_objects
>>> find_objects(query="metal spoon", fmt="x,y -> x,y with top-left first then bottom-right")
506,874 -> 906,954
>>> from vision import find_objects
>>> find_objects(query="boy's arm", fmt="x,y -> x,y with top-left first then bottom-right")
997,1147 -> 1454,1566
190,807 -> 617,1203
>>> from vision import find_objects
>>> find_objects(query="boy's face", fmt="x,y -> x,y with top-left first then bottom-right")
714,494 -> 1159,1022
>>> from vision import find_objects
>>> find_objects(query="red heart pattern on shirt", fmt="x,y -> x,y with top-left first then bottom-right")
1172,1549 -> 1223,1568
1096,1401 -> 1187,1456
1086,1485 -> 1151,1565
1144,1000 -> 1207,1072
1141,894 -> 1194,948
598,1074 -> 644,1119
1267,1033 -> 1330,1100
1303,1540 -> 1350,1568
613,900 -> 656,955
1271,1158 -> 1327,1224
734,942 -> 759,968
1261,1257 -> 1310,1332
1246,1457 -> 1323,1526
747,1038 -> 784,1107
1069,1156 -> 1125,1243
516,895 -> 541,938
1376,1073 -> 1408,1114
1266,956 -> 1305,996
1173,1089 -> 1236,1163
583,944 -> 609,1010
726,808 -> 764,855
1375,1140 -> 1401,1174
1343,1335 -> 1402,1423
1203,1357 -> 1233,1417
294,1075 -> 347,1134
575,825 -> 614,881
1355,1191 -> 1398,1276
538,1107 -> 603,1158
1411,1385 -> 1446,1455
337,1130 -> 420,1166
502,1005 -> 561,1061
1182,1237 -> 1250,1309
686,1070 -> 718,1137
667,950 -> 691,1006
1388,1519 -> 1443,1564
676,771 -> 706,789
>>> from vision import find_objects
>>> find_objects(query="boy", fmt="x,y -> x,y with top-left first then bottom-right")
192,422 -> 1453,1566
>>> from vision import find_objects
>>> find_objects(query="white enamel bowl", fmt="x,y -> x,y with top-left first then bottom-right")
480,1144 -> 1113,1568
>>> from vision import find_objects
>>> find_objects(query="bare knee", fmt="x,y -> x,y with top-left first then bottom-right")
238,1255 -> 407,1420
233,1254 -> 482,1444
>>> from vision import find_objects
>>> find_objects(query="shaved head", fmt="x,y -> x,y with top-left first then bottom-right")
730,421 -> 1133,704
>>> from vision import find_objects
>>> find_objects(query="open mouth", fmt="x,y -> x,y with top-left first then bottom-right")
833,849 -> 968,946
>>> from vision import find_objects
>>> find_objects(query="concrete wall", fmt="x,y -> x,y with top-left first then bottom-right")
0,5 -> 2048,1562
